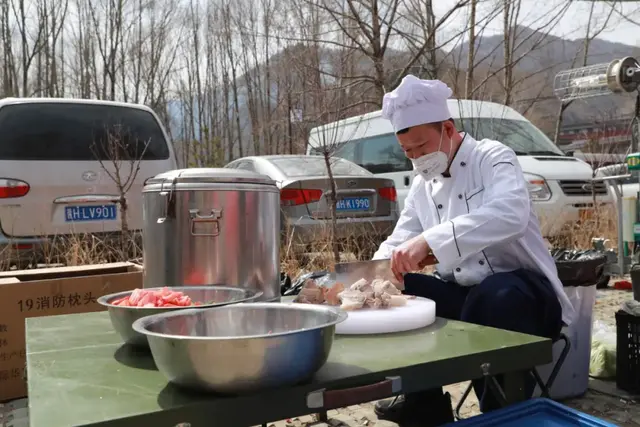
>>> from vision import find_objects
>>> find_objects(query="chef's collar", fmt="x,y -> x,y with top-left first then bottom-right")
436,132 -> 474,180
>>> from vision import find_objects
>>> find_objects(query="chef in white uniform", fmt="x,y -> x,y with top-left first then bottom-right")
371,75 -> 575,427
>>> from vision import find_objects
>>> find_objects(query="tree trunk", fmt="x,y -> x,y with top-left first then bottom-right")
323,153 -> 340,264
464,0 -> 476,99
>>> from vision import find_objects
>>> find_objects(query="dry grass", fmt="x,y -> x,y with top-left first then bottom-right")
0,207 -> 621,276
0,231 -> 143,271
280,220 -> 386,278
543,205 -> 618,251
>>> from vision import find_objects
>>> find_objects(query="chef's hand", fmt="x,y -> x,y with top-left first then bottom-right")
391,235 -> 437,282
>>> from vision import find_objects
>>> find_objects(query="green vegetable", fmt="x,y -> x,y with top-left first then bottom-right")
589,337 -> 616,378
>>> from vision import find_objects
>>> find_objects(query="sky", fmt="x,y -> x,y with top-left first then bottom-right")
433,0 -> 640,48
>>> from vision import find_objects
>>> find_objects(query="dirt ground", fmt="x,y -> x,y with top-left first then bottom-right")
266,286 -> 640,427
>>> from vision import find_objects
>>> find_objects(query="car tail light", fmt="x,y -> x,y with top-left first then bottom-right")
378,187 -> 397,202
0,178 -> 30,198
280,189 -> 323,206
13,243 -> 33,250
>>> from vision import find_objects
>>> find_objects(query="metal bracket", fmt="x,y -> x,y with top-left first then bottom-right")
480,363 -> 508,408
592,174 -> 635,276
157,177 -> 178,224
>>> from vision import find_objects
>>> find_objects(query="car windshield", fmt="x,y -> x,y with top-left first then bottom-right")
455,117 -> 564,156
270,157 -> 371,177
0,102 -> 170,160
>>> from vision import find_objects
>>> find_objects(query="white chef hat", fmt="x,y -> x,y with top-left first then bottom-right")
381,75 -> 453,133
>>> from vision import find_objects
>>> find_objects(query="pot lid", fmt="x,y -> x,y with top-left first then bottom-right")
146,168 -> 276,186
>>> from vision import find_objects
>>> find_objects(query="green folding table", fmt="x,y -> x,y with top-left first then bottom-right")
26,311 -> 551,427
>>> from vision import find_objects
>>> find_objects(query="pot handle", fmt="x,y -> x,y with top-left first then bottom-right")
189,208 -> 222,237
306,376 -> 402,410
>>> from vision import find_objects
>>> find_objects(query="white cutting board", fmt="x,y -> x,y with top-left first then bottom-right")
335,296 -> 436,335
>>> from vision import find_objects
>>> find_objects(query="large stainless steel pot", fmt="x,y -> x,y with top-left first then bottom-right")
142,168 -> 280,301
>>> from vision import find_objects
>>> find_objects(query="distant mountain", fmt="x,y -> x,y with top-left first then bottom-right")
449,26 -> 638,125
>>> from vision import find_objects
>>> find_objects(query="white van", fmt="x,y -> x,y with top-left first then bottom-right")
308,99 -> 610,237
0,98 -> 178,267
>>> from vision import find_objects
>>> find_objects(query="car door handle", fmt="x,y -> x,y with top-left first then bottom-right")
404,176 -> 410,186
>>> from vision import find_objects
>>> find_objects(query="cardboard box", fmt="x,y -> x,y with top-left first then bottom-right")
0,262 -> 143,402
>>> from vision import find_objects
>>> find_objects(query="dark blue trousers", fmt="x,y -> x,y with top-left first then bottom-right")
403,269 -> 563,413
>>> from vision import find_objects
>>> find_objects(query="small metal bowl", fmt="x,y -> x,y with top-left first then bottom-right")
132,302 -> 347,394
98,286 -> 263,347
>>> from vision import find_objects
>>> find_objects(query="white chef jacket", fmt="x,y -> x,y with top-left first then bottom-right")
373,134 -> 575,326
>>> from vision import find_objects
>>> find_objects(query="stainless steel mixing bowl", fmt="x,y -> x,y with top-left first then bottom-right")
132,302 -> 347,393
98,286 -> 263,347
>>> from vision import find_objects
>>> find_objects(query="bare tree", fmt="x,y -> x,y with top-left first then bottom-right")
34,0 -> 69,97
466,0 -> 571,104
396,0 -> 479,83
301,0 -> 473,108
13,0 -> 47,95
3,0 -> 625,173
464,0 -> 477,99
85,0 -> 128,100
233,0 -> 283,156
443,1 -> 503,97
237,3 -> 263,156
91,124 -> 149,258
221,1 -> 244,158
282,3 -> 363,259
0,0 -> 18,96
305,84 -> 362,263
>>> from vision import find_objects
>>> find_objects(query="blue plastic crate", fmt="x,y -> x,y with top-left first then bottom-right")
446,398 -> 616,426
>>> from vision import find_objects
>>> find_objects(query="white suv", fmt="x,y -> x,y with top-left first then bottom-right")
0,98 -> 178,267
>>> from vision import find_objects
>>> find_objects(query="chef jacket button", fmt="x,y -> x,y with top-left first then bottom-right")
455,267 -> 461,272
433,178 -> 437,183
479,260 -> 485,265
461,161 -> 466,167
458,194 -> 463,199
437,204 -> 443,209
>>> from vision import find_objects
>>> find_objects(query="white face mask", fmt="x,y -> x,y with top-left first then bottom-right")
411,125 -> 453,181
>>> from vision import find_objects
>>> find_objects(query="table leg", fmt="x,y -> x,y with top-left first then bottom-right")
502,371 -> 527,404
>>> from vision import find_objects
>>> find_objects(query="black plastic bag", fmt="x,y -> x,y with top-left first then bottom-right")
551,249 -> 607,288
281,270 -> 330,296
280,272 -> 292,296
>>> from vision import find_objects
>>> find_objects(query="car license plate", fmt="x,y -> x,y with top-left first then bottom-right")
336,197 -> 371,212
64,205 -> 118,222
